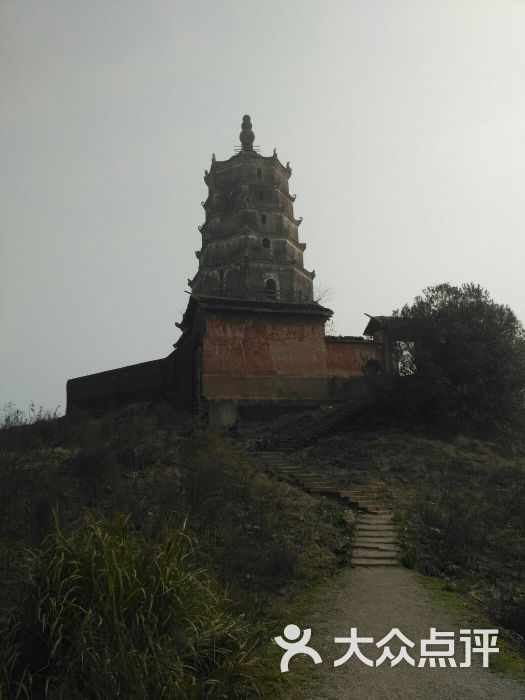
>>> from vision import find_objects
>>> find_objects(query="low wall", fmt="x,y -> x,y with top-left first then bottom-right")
325,337 -> 383,378
66,357 -> 170,413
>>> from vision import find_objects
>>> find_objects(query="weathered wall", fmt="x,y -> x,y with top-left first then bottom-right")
325,338 -> 384,378
66,309 -> 387,416
67,357 -> 172,413
202,310 -> 330,400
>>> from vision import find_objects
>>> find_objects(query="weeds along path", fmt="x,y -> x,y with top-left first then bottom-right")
288,566 -> 525,699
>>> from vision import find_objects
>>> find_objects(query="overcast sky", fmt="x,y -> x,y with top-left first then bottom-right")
2,1 -> 525,414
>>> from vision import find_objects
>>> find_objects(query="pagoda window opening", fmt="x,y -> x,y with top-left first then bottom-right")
262,237 -> 270,249
256,168 -> 262,178
258,191 -> 264,200
261,214 -> 267,224
265,278 -> 277,298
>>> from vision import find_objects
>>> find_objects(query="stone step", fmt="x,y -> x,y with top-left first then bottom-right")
356,532 -> 398,540
357,509 -> 388,516
352,558 -> 401,567
299,480 -> 335,486
354,530 -> 397,538
298,477 -> 333,483
340,491 -> 374,498
296,476 -> 330,482
357,507 -> 388,515
353,537 -> 398,545
352,544 -> 399,554
352,546 -> 398,556
298,481 -> 336,489
254,453 -> 285,458
358,517 -> 394,525
306,486 -> 342,494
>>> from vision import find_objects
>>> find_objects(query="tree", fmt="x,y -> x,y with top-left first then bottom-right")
394,283 -> 525,433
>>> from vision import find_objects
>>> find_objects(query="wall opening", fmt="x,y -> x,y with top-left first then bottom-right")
261,214 -> 267,224
265,278 -> 277,298
256,167 -> 262,178
262,237 -> 270,249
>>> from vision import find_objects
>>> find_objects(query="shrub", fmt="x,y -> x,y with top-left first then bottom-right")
394,283 -> 525,433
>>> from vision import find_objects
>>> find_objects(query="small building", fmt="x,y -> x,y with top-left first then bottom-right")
67,116 -> 388,424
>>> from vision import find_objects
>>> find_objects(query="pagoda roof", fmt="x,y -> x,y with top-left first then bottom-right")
175,293 -> 332,346
363,314 -> 418,339
209,149 -> 292,179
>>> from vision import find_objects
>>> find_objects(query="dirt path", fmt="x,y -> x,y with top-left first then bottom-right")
286,566 -> 525,699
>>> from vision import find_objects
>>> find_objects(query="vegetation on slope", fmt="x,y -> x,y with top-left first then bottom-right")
308,427 -> 525,651
1,513 -> 269,699
0,404 -> 349,698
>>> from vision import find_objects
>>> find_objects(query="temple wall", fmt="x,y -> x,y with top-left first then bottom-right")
202,310 -> 329,400
65,313 -> 387,416
66,357 -> 171,413
325,338 -> 384,378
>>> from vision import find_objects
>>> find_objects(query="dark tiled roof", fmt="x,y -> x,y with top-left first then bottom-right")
325,335 -> 378,344
174,294 -> 333,346
363,314 -> 417,338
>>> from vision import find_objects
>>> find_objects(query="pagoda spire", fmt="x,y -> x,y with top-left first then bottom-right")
239,114 -> 255,152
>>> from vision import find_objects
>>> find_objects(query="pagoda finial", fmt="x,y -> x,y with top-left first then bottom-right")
239,114 -> 255,152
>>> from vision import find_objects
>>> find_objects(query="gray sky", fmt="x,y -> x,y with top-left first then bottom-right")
2,1 -> 525,413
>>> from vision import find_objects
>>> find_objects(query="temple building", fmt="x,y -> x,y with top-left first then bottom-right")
67,116 -> 388,424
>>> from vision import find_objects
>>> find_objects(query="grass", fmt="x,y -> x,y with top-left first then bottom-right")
418,573 -> 525,680
306,425 -> 525,673
0,404 -> 350,697
0,511 -> 273,699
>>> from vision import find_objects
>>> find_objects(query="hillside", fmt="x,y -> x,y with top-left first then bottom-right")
0,405 -> 350,698
1,404 -> 525,697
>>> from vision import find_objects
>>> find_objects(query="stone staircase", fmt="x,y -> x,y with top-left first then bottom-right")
254,400 -> 368,453
254,451 -> 400,567
343,487 -> 400,567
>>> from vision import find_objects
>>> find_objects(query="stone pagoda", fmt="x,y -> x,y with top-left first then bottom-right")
190,115 -> 315,303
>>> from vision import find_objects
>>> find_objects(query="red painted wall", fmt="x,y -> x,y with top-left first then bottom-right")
326,340 -> 383,378
202,310 -> 329,399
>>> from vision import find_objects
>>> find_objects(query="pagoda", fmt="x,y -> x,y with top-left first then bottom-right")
67,116 -> 384,424
191,115 -> 315,303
